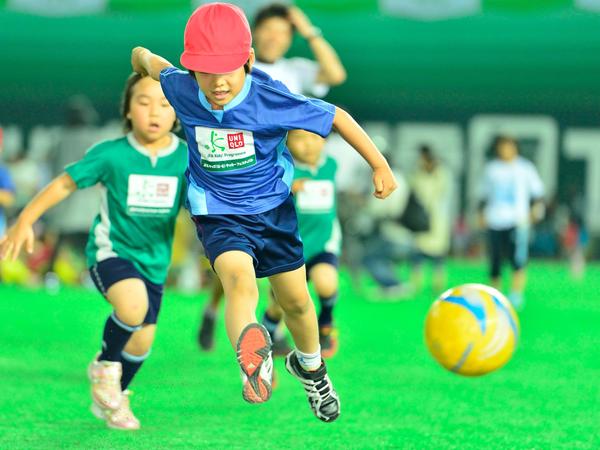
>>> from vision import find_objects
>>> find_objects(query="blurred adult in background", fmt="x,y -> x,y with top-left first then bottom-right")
478,136 -> 545,310
252,3 -> 346,95
409,145 -> 452,294
45,95 -> 101,285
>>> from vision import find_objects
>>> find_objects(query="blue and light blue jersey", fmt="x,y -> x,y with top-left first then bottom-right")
160,67 -> 336,216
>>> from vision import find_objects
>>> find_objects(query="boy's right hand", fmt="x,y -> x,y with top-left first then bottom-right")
0,222 -> 35,261
131,47 -> 149,75
372,166 -> 397,199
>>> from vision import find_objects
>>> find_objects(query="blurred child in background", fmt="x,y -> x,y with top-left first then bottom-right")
478,136 -> 545,309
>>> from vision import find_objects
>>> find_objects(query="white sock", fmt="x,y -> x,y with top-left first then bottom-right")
295,347 -> 322,371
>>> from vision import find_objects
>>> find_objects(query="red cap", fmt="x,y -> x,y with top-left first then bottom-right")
181,2 -> 252,74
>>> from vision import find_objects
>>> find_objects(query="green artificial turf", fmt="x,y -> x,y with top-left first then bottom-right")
0,260 -> 598,449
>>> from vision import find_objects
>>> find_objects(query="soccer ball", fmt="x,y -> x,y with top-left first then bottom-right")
424,284 -> 520,376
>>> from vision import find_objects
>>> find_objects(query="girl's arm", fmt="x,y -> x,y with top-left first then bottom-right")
131,47 -> 173,82
0,173 -> 77,261
332,107 -> 397,199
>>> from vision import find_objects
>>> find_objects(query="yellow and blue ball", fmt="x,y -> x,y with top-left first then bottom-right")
424,284 -> 520,376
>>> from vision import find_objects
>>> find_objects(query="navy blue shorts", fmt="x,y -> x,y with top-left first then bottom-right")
90,257 -> 164,324
488,227 -> 529,278
305,252 -> 338,279
193,195 -> 304,278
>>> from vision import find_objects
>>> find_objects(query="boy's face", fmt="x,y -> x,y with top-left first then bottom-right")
195,50 -> 255,110
287,129 -> 325,166
253,17 -> 293,63
127,77 -> 176,144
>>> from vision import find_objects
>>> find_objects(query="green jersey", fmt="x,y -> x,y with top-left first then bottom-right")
65,133 -> 188,284
294,155 -> 341,262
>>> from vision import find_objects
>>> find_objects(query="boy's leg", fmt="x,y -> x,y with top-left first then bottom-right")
269,265 -> 319,357
271,266 -> 341,422
309,263 -> 339,358
214,250 -> 273,403
198,276 -> 224,351
214,251 -> 259,347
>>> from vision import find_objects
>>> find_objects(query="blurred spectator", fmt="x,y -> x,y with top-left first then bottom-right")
252,3 -> 346,96
409,145 -> 453,294
478,136 -> 545,310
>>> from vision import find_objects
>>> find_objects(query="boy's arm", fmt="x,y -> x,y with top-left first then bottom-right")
131,47 -> 173,81
332,107 -> 397,199
0,173 -> 77,261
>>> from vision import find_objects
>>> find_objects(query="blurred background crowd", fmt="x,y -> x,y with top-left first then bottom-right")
0,0 -> 597,295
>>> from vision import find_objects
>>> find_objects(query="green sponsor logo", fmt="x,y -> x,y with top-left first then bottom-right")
204,130 -> 226,153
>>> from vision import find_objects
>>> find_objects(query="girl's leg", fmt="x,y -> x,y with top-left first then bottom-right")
100,278 -> 149,361
93,324 -> 156,431
90,278 -> 148,411
121,324 -> 156,390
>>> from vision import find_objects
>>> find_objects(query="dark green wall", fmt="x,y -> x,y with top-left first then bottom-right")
1,7 -> 600,126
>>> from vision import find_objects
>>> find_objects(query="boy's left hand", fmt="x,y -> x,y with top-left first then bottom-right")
372,166 -> 397,199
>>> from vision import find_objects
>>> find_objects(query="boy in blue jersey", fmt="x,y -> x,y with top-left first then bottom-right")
131,2 -> 397,422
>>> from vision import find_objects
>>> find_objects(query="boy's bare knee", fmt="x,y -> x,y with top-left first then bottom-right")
280,295 -> 311,316
224,270 -> 258,299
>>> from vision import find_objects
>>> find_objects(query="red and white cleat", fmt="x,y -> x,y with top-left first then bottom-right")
236,323 -> 273,404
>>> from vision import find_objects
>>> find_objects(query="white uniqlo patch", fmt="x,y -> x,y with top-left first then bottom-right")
127,174 -> 179,215
195,127 -> 256,172
296,180 -> 334,212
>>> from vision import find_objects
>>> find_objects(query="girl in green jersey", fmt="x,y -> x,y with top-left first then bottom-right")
0,74 -> 187,431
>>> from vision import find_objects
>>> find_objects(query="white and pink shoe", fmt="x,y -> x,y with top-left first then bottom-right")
87,356 -> 122,411
91,390 -> 140,431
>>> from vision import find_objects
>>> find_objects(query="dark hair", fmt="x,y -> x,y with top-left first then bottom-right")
121,72 -> 179,133
419,144 -> 436,165
253,3 -> 295,32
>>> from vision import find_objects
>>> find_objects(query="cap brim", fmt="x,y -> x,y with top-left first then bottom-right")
180,51 -> 249,74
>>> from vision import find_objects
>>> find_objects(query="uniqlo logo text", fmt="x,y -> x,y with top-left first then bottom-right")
156,183 -> 170,196
227,132 -> 245,149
